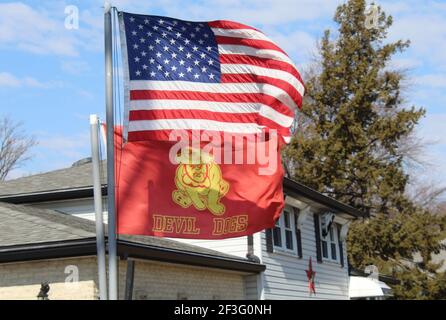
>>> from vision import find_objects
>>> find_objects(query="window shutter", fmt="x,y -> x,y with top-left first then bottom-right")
313,213 -> 323,263
337,224 -> 344,267
293,207 -> 303,258
265,229 -> 274,253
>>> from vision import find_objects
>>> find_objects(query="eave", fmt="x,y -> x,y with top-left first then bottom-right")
0,238 -> 265,274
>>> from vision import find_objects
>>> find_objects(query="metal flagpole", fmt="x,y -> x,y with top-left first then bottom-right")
89,114 -> 108,300
104,1 -> 118,300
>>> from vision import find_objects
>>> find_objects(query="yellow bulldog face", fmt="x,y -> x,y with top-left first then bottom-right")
172,147 -> 229,216
185,163 -> 208,184
175,147 -> 213,185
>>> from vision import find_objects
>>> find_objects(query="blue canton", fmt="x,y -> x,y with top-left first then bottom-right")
122,13 -> 221,83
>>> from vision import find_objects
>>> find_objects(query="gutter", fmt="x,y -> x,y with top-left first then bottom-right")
0,186 -> 107,204
283,178 -> 365,218
118,239 -> 265,274
0,238 -> 265,274
0,238 -> 98,263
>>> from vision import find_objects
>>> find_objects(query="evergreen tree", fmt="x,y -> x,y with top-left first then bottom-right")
285,0 -> 446,299
348,210 -> 446,299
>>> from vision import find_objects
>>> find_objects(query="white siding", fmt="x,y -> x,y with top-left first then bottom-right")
28,198 -> 108,223
172,237 -> 247,258
170,224 -> 264,259
260,210 -> 350,300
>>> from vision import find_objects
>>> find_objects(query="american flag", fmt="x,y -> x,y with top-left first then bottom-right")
119,12 -> 304,143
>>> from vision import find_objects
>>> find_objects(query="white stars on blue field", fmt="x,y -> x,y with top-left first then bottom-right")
122,13 -> 221,83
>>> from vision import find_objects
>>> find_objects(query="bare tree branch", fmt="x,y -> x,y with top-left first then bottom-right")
406,177 -> 446,213
0,115 -> 36,181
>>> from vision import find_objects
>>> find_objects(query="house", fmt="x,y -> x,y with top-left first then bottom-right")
0,202 -> 263,300
0,158 -> 365,300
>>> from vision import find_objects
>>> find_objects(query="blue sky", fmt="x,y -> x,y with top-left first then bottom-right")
0,0 -> 445,190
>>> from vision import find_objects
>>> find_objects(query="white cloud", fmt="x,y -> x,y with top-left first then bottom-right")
5,131 -> 91,180
388,57 -> 422,70
0,2 -> 80,56
417,113 -> 446,183
37,131 -> 90,159
382,1 -> 446,70
170,0 -> 337,26
0,2 -> 105,57
0,72 -> 21,87
0,72 -> 63,89
418,113 -> 446,146
407,113 -> 446,187
61,60 -> 90,75
76,89 -> 95,99
416,74 -> 446,89
267,30 -> 317,63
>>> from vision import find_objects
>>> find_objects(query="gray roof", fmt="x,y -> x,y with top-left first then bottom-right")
0,159 -> 105,197
0,202 -> 95,247
0,201 -> 245,261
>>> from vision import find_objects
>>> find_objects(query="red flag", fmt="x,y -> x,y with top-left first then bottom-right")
115,131 -> 284,239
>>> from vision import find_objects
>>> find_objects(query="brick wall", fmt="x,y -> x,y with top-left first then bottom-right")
0,256 -> 247,300
0,257 -> 97,300
123,259 -> 245,300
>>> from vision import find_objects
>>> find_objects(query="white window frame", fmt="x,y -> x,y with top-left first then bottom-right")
319,219 -> 340,263
272,206 -> 297,255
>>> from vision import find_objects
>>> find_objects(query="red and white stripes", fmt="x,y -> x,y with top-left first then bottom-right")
126,19 -> 304,143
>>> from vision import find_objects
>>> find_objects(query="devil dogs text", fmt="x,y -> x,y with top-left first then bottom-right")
152,214 -> 248,236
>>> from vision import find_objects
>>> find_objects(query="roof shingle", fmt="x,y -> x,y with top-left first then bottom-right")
0,201 -> 248,261
0,160 -> 105,197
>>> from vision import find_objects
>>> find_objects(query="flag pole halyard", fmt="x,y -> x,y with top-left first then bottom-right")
104,1 -> 118,300
89,114 -> 108,300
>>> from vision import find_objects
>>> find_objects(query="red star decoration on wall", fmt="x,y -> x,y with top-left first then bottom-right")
306,257 -> 316,295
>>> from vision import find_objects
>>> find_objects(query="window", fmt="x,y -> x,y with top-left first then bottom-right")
320,220 -> 340,263
272,207 -> 296,254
